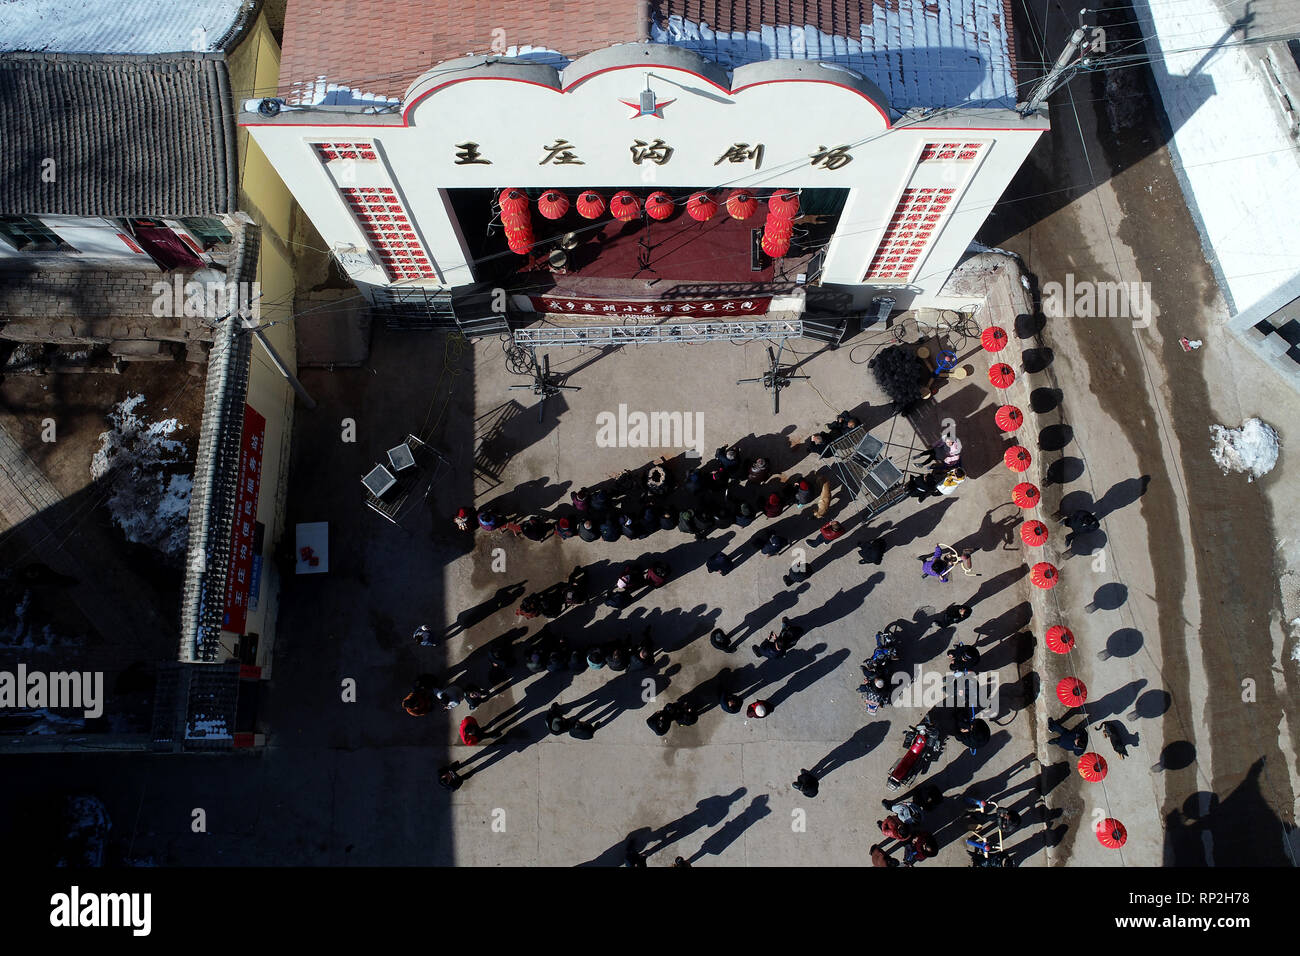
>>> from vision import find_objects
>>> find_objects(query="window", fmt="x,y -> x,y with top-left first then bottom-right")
340,187 -> 437,281
177,217 -> 233,248
313,141 -> 379,162
864,188 -> 957,283
919,142 -> 985,162
0,216 -> 72,252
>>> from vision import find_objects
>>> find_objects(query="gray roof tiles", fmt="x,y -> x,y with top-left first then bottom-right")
0,52 -> 237,216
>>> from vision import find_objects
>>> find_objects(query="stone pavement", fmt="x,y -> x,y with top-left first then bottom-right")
422,303 -> 1055,866
0,421 -> 62,529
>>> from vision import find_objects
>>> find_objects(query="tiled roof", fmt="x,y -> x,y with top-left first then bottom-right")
649,0 -> 1020,110
277,0 -> 642,104
0,0 -> 254,54
276,0 -> 1018,111
0,53 -> 237,216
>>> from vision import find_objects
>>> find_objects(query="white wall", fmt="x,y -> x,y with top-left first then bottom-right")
41,215 -> 159,264
245,61 -> 1044,302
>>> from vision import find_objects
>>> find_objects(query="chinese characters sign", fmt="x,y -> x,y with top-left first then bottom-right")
222,404 -> 266,636
529,296 -> 771,317
453,139 -> 853,171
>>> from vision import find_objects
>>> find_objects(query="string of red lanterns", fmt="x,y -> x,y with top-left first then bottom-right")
759,187 -> 799,258
496,187 -> 797,254
981,326 -> 1128,850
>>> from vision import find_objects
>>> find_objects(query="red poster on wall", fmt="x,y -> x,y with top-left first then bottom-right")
222,405 -> 266,635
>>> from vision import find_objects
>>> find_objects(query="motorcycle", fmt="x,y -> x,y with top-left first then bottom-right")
858,630 -> 900,716
886,718 -> 944,791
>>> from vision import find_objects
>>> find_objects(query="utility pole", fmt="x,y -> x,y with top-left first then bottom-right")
251,326 -> 317,410
1016,20 -> 1105,116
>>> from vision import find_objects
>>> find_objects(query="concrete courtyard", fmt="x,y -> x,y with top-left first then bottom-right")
259,289 -> 1061,867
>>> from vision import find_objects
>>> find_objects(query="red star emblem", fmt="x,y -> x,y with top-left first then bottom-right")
619,97 -> 676,118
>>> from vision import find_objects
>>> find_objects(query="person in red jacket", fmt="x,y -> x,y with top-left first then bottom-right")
808,520 -> 845,548
746,700 -> 772,719
459,716 -> 483,745
763,492 -> 784,519
877,814 -> 913,842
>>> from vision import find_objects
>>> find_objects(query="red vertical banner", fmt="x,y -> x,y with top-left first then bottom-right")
222,405 -> 266,635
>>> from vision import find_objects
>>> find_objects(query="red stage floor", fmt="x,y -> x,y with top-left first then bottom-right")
530,210 -> 775,283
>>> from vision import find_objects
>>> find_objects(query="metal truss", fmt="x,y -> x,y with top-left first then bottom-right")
512,319 -> 804,347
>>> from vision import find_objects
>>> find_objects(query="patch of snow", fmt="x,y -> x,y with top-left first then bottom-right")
185,713 -> 232,739
650,7 -> 1017,111
0,0 -> 247,53
503,45 -> 568,68
286,77 -> 402,108
91,394 -> 193,559
1209,418 -> 1280,481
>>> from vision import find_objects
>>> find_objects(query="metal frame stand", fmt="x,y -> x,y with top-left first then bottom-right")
507,348 -> 579,422
736,339 -> 808,415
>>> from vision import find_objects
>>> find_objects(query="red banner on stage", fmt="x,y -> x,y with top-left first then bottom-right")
222,405 -> 266,635
529,295 -> 772,318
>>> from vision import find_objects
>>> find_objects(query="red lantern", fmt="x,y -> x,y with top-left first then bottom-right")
1004,446 -> 1032,473
1078,753 -> 1108,782
989,363 -> 1016,388
1020,520 -> 1048,547
537,190 -> 569,220
761,231 -> 791,258
686,192 -> 718,222
995,405 -> 1024,432
725,190 -> 758,220
575,191 -> 606,219
645,191 -> 674,221
1044,625 -> 1075,654
1056,676 -> 1088,707
498,188 -> 528,215
1096,818 -> 1127,848
981,326 -> 1009,352
610,190 -> 641,221
767,190 -> 800,219
1031,561 -> 1060,589
763,217 -> 794,238
502,197 -> 533,256
1012,482 -> 1040,509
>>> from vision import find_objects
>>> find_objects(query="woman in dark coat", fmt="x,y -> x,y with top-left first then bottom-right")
734,501 -> 755,527
520,516 -> 551,541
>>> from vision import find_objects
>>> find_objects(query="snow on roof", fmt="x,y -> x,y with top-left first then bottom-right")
650,4 -> 1018,111
285,77 -> 402,108
273,0 -> 1017,111
0,0 -> 251,53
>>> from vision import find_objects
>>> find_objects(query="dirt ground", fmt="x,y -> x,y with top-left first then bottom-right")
0,361 -> 205,498
0,360 -> 208,736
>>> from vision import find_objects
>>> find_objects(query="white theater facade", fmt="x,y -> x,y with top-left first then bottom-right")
243,41 -> 1047,328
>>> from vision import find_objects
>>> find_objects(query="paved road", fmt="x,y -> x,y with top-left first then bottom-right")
989,0 -> 1300,865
